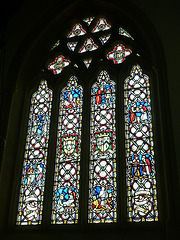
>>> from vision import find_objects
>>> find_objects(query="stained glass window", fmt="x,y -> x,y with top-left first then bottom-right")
48,55 -> 71,74
92,18 -> 111,33
52,76 -> 83,224
18,14 -> 161,227
124,65 -> 158,222
88,70 -> 117,223
16,81 -> 52,225
107,44 -> 132,64
79,38 -> 98,53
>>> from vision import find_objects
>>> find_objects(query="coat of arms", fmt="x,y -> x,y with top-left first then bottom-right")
59,135 -> 79,157
93,131 -> 113,153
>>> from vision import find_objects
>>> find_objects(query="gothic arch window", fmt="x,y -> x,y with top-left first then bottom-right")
14,11 -> 161,228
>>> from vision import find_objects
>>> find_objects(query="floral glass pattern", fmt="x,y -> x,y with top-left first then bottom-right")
124,65 -> 158,222
48,55 -> 71,75
92,18 -> 111,33
119,27 -> 134,40
52,76 -> 83,224
107,44 -> 132,64
16,81 -> 52,225
88,70 -> 117,223
79,38 -> 98,53
67,23 -> 86,38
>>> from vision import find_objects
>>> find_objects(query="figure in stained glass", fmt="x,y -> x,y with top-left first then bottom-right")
92,185 -> 114,211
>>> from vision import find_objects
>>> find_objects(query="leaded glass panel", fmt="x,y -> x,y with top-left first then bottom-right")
107,44 -> 132,64
88,70 -> 117,223
92,18 -> 111,33
124,65 -> 158,222
83,59 -> 92,68
67,42 -> 78,51
83,17 -> 95,26
99,34 -> 111,45
67,24 -> 86,38
119,27 -> 134,40
16,81 -> 52,225
48,55 -> 71,75
52,76 -> 83,224
79,38 -> 98,53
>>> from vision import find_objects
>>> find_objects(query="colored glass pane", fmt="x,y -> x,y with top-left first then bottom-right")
83,59 -> 92,68
119,27 -> 134,40
16,81 -> 52,225
51,40 -> 60,50
83,17 -> 95,26
48,55 -> 71,74
92,18 -> 111,33
107,44 -> 132,64
79,38 -> 98,53
67,24 -> 86,38
67,42 -> 78,51
99,34 -> 111,45
88,70 -> 117,223
124,65 -> 158,222
52,76 -> 83,224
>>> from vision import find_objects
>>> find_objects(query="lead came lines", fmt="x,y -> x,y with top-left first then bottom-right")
124,65 -> 158,222
89,70 -> 117,223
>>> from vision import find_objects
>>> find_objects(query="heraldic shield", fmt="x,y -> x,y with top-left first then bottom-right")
60,135 -> 78,156
94,131 -> 113,153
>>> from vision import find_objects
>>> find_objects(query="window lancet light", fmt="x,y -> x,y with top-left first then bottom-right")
124,65 -> 158,222
88,70 -> 117,223
51,76 -> 83,224
16,81 -> 53,225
